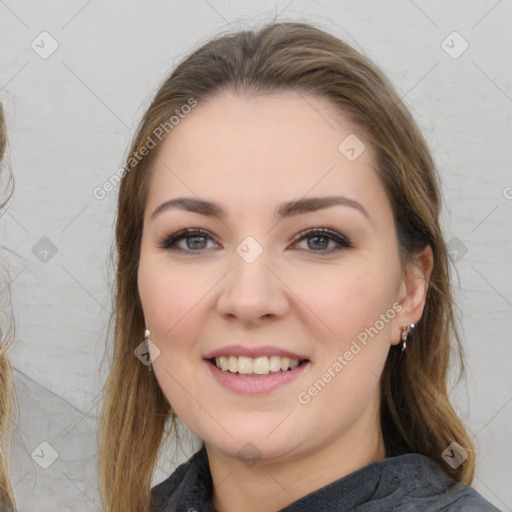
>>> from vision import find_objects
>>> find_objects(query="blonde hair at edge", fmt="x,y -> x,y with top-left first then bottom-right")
99,21 -> 475,512
0,102 -> 16,511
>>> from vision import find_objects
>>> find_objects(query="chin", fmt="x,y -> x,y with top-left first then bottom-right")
200,424 -> 308,465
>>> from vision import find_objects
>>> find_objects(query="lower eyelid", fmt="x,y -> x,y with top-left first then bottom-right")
293,238 -> 351,253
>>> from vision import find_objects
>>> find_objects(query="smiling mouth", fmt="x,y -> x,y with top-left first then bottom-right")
208,356 -> 309,376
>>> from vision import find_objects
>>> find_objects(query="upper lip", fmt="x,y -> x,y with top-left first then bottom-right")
203,345 -> 310,361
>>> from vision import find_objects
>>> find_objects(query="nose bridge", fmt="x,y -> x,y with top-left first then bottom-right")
217,234 -> 288,320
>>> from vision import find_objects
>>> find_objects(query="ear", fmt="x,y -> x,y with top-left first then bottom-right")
391,244 -> 434,346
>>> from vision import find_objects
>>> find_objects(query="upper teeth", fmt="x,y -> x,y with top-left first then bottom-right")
215,355 -> 300,375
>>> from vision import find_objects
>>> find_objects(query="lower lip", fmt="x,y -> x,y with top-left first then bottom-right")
204,359 -> 310,395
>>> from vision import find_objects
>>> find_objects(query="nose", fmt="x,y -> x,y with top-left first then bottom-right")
216,240 -> 290,324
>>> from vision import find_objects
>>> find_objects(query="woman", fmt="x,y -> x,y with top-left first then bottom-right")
0,102 -> 16,511
99,22 -> 501,511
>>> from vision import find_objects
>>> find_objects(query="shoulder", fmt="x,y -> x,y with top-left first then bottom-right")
149,448 -> 203,511
437,483 -> 503,511
280,452 -> 502,512
397,482 -> 503,511
384,454 -> 502,511
149,461 -> 188,512
149,445 -> 211,512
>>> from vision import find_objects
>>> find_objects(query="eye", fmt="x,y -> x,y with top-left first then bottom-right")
291,228 -> 352,254
158,227 -> 352,254
157,228 -> 219,251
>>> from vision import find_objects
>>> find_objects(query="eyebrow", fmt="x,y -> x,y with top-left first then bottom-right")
150,195 -> 371,222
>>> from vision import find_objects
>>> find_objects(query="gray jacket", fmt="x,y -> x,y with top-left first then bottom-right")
150,444 -> 502,511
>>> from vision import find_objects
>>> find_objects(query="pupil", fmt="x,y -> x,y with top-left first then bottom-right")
310,236 -> 328,250
188,236 -> 205,249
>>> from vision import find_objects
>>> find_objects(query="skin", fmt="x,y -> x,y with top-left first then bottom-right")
138,90 -> 433,512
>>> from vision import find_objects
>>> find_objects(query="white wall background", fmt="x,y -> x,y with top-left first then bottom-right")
0,1 -> 511,510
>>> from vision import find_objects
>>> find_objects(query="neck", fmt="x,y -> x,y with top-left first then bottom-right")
206,411 -> 385,512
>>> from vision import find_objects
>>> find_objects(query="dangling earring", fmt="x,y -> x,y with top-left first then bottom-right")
400,323 -> 415,351
144,328 -> 152,371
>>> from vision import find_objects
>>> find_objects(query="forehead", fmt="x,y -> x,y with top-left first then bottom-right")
147,90 -> 387,216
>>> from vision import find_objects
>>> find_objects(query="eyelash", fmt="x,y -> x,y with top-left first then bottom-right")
157,227 -> 352,254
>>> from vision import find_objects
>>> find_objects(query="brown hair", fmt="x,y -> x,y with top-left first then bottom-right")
0,102 -> 16,510
99,21 -> 474,512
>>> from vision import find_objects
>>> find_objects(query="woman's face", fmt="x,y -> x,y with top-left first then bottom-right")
138,90 -> 415,463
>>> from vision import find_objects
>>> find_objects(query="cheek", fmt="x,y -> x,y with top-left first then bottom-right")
137,255 -> 206,414
345,272 -> 396,333
137,253 -> 223,405
138,255 -> 211,342
303,260 -> 400,410
305,262 -> 398,342
300,270 -> 397,420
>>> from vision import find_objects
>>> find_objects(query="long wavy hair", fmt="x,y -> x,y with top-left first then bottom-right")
99,21 -> 475,512
0,102 -> 16,510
